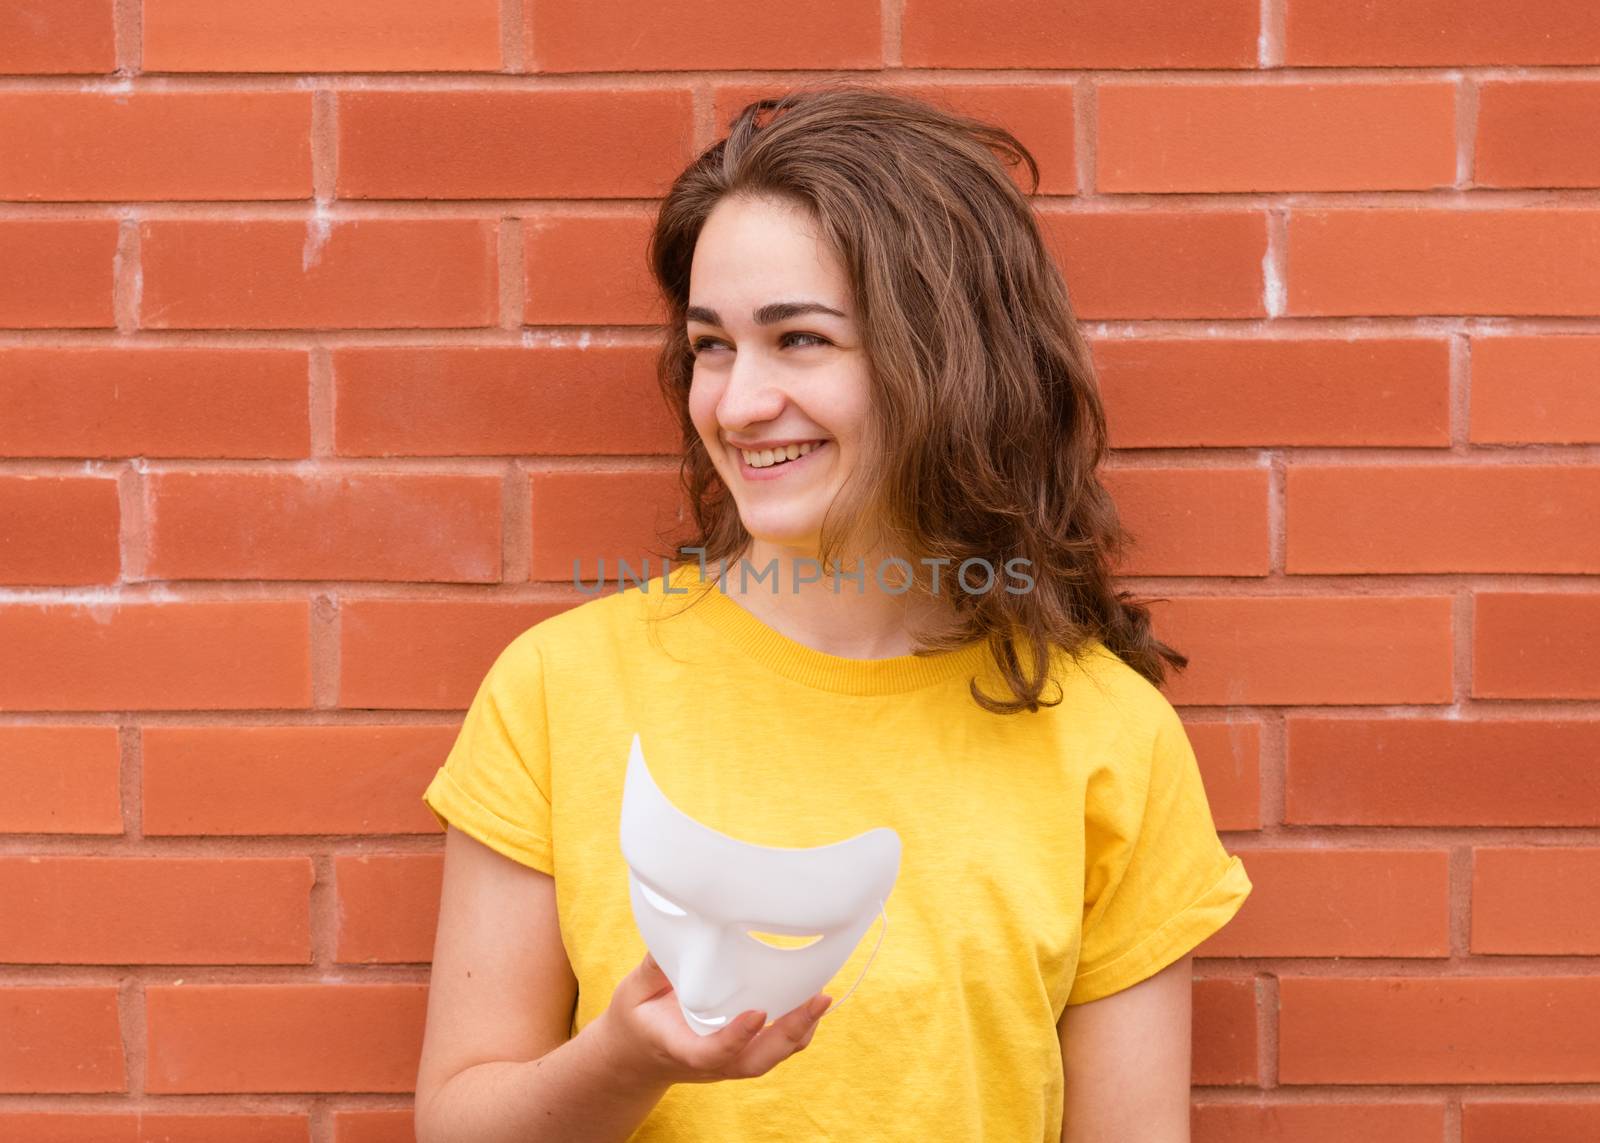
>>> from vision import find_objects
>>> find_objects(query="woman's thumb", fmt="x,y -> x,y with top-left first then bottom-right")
632,951 -> 672,1000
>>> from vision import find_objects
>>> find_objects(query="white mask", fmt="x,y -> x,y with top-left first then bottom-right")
619,732 -> 901,1036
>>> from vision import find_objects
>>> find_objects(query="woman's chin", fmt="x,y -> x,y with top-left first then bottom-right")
738,524 -> 825,556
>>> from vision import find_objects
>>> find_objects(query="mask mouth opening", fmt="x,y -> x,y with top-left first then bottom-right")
746,929 -> 825,950
685,1008 -> 731,1027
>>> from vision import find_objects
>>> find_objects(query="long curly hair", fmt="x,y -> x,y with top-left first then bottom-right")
642,81 -> 1187,713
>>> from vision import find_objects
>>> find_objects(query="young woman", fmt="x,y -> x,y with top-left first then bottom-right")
413,84 -> 1252,1143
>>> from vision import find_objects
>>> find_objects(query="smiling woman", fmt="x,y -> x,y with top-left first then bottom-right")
681,194 -> 875,569
645,84 -> 1198,697
414,82 -> 1251,1143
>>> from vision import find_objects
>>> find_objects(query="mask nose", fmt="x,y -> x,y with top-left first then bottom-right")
672,921 -> 741,1013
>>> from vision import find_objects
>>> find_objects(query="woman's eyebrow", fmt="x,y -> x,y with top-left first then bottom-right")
685,301 -> 850,326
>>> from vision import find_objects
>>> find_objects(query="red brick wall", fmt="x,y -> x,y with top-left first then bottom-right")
2,2 -> 1598,1141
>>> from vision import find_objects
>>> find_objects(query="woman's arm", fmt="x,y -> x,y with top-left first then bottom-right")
1058,953 -> 1195,1143
413,826 -> 668,1143
417,1021 -> 669,1143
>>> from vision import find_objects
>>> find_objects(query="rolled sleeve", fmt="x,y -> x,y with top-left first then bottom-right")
421,633 -> 554,876
1067,699 -> 1252,1006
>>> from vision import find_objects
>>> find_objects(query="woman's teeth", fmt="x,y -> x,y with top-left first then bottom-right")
741,440 -> 824,469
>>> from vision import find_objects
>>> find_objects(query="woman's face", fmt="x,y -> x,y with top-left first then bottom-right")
685,193 -> 873,560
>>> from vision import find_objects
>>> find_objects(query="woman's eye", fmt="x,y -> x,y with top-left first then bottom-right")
690,332 -> 829,354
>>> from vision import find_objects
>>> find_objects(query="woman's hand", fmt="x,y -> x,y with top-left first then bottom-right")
592,951 -> 832,1087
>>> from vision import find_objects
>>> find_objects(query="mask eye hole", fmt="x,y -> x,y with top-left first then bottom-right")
745,930 -> 823,951
637,879 -> 687,916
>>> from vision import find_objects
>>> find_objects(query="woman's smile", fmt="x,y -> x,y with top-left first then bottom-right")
736,439 -> 830,482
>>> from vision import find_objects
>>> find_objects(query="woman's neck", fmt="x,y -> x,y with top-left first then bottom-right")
706,538 -> 965,660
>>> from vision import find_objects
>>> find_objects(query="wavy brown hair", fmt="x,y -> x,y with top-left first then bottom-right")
642,81 -> 1186,714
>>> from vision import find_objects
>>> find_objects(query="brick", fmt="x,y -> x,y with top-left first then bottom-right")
139,219 -> 496,330
523,211 -> 662,326
1192,977 -> 1258,1086
1184,719 -> 1261,831
0,857 -> 311,963
143,0 -> 500,73
1477,81 -> 1600,189
337,89 -> 693,200
1280,976 -> 1600,1083
1287,464 -> 1600,573
1099,81 -> 1454,193
0,476 -> 120,585
0,987 -> 124,1093
143,471 -> 503,583
1472,847 -> 1600,955
0,600 -> 310,711
0,1112 -> 310,1142
0,347 -> 310,459
1463,1100 -> 1600,1142
0,93 -> 311,202
903,0 -> 1258,68
0,726 -> 122,834
1039,208 -> 1267,319
1091,337 -> 1450,448
712,80 -> 1078,196
528,469 -> 689,582
1200,849 -> 1450,959
334,1109 -> 417,1142
1475,593 -> 1600,700
142,724 -> 457,836
145,983 -> 425,1093
333,345 -> 679,457
1196,1103 -> 1447,1143
335,853 -> 442,963
1470,336 -> 1600,444
0,220 -> 117,328
338,599 -> 564,710
1151,596 -> 1454,707
1287,717 -> 1600,827
0,0 -> 114,74
1286,0 -> 1600,65
1101,467 -> 1270,576
530,0 -> 880,72
1288,209 -> 1600,317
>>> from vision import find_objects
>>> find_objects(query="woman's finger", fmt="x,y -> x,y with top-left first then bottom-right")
620,952 -> 674,1008
680,1009 -> 766,1072
724,994 -> 830,1077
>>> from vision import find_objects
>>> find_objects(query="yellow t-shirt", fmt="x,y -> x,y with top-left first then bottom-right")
421,562 -> 1252,1141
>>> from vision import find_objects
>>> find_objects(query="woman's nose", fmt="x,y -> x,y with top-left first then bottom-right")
717,358 -> 786,428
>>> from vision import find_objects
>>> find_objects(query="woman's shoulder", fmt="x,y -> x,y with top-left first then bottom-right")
500,567 -> 686,665
1036,632 -> 1146,693
1041,635 -> 1185,744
